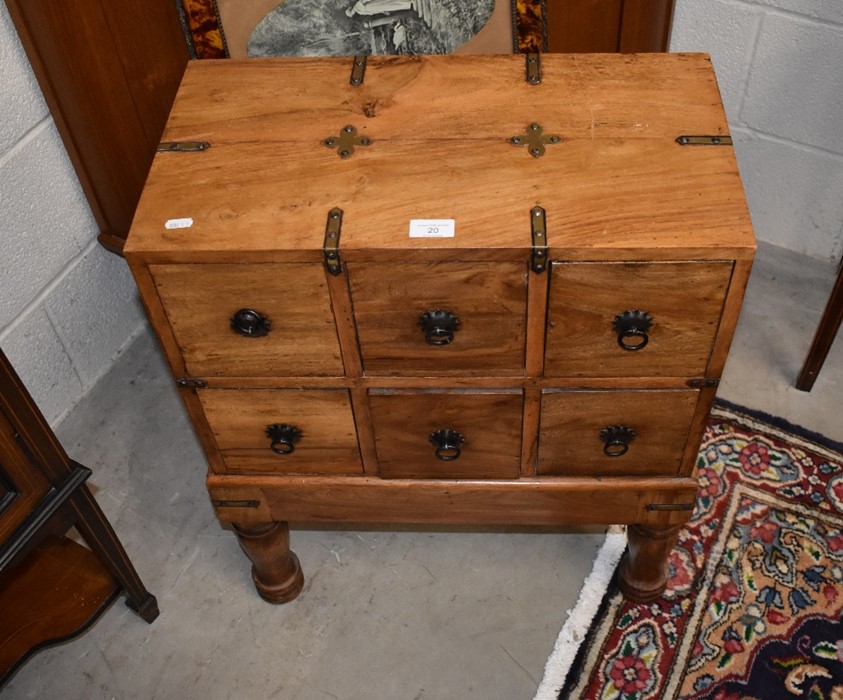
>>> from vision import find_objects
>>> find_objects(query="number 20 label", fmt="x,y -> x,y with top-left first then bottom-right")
409,219 -> 455,238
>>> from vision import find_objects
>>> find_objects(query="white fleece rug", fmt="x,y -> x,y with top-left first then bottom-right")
533,527 -> 628,700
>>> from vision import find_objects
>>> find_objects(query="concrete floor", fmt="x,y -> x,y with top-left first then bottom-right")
4,242 -> 841,699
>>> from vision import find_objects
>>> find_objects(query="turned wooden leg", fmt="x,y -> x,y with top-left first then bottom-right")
232,521 -> 304,604
618,523 -> 681,603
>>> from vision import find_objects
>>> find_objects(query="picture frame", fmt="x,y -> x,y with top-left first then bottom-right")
176,0 -> 546,59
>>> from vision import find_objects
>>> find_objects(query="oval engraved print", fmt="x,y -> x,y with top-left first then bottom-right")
249,0 -> 496,57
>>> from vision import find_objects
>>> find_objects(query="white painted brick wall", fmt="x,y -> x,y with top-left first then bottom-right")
671,0 -> 843,263
0,3 -> 146,425
0,5 -> 47,154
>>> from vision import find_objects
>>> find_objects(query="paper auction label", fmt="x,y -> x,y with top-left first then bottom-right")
165,218 -> 194,230
409,219 -> 455,238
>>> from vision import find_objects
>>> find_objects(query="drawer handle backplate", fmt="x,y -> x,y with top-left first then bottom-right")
429,428 -> 464,461
613,309 -> 653,351
266,424 -> 301,455
231,308 -> 271,337
600,425 -> 636,457
420,309 -> 461,346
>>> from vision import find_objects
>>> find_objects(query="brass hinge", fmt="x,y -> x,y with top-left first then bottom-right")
157,141 -> 211,152
646,503 -> 695,512
324,208 -> 343,276
176,378 -> 207,389
525,53 -> 541,85
675,135 -> 733,146
350,55 -> 367,86
530,206 -> 548,274
686,377 -> 720,388
211,499 -> 260,509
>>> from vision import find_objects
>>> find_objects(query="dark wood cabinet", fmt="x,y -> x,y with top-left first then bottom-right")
546,0 -> 676,53
0,349 -> 158,685
3,0 -> 189,254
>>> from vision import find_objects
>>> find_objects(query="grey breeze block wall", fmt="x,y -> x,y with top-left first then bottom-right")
0,3 -> 146,425
1,1 -> 841,426
671,0 -> 843,264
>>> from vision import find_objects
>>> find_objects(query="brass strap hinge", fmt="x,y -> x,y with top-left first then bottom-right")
530,206 -> 548,273
646,503 -> 695,512
350,55 -> 367,86
176,378 -> 207,389
324,208 -> 343,276
686,378 -> 720,388
525,53 -> 541,85
157,141 -> 211,152
211,499 -> 260,509
676,135 -> 733,146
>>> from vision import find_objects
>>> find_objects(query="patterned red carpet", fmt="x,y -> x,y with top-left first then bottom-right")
561,402 -> 843,699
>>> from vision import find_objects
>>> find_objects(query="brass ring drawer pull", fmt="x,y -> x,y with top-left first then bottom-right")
600,425 -> 636,457
419,309 -> 461,346
429,428 -> 464,461
266,424 -> 301,455
613,309 -> 653,351
231,308 -> 271,337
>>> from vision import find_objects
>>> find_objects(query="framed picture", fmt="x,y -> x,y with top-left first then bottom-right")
176,0 -> 546,59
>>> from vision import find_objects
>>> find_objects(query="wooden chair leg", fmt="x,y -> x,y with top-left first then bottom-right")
69,481 -> 159,623
796,264 -> 843,391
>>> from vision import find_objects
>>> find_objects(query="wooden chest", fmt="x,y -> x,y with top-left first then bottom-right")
125,53 -> 755,604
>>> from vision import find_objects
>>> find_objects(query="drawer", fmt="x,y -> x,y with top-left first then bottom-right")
150,264 -> 343,377
369,391 -> 523,479
196,389 -> 361,474
347,262 -> 527,376
544,262 -> 732,377
537,389 -> 699,476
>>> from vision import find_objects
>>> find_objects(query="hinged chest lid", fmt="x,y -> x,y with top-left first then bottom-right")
125,53 -> 754,263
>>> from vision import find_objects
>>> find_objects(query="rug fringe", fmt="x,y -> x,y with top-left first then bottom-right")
533,528 -> 628,700
714,398 -> 843,453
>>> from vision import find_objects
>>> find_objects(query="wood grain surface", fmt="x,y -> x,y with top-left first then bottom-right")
197,389 -> 362,475
151,263 -> 343,377
348,262 -> 527,375
369,391 -> 523,479
125,54 -> 753,262
207,474 -> 699,527
0,536 -> 119,681
537,389 -> 699,476
545,261 -> 733,377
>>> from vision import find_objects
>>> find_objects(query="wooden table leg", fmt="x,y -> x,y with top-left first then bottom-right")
617,523 -> 681,603
70,483 -> 159,622
796,264 -> 843,391
232,521 -> 304,604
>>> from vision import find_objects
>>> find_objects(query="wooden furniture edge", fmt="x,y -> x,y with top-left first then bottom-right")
206,474 -> 698,527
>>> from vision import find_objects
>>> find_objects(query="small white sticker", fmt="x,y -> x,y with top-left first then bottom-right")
409,219 -> 455,238
165,218 -> 194,230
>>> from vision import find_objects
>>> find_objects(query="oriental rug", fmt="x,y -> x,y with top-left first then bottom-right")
539,401 -> 843,700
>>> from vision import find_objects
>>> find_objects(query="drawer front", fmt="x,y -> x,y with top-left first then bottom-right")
538,389 -> 699,476
347,262 -> 528,376
544,262 -> 732,377
369,391 -> 523,479
197,389 -> 361,474
151,264 -> 343,377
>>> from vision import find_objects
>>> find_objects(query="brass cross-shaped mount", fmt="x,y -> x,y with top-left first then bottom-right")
510,123 -> 562,158
323,125 -> 371,159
